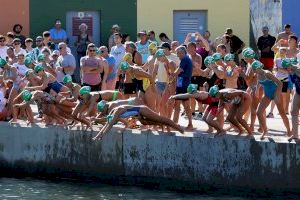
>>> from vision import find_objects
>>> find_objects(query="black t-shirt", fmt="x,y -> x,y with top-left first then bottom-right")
230,35 -> 244,54
257,35 -> 276,58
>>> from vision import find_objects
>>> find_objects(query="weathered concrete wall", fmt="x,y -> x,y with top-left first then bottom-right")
1,122 -> 300,190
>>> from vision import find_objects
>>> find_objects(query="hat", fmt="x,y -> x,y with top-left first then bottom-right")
281,58 -> 291,68
138,30 -> 147,36
63,74 -> 73,84
251,60 -> 263,70
212,53 -> 222,61
290,57 -> 298,66
224,53 -> 235,62
187,84 -> 198,94
79,86 -> 91,96
13,38 -> 21,43
262,26 -> 269,31
25,69 -> 34,77
37,54 -> 45,62
120,61 -> 130,71
24,57 -> 33,66
148,42 -> 157,51
155,49 -> 165,57
51,50 -> 59,56
0,58 -> 7,67
204,56 -> 215,66
159,42 -> 171,50
123,53 -> 133,62
209,85 -> 219,97
36,36 -> 43,41
34,64 -> 44,73
97,100 -> 107,112
112,24 -> 120,29
225,28 -> 233,35
242,48 -> 256,59
22,90 -> 33,102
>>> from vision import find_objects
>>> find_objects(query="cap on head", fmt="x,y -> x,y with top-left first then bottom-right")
224,53 -> 235,62
262,26 -> 269,31
290,57 -> 298,66
123,53 -> 133,62
225,28 -> 233,35
34,64 -> 44,73
155,49 -> 165,57
24,56 -> 33,66
112,24 -> 120,29
212,53 -> 222,61
148,42 -> 157,51
187,84 -> 198,94
37,54 -> 45,62
0,58 -> 7,67
281,58 -> 292,68
204,56 -> 215,66
63,74 -> 73,84
97,100 -> 107,112
25,69 -> 34,77
79,86 -> 91,96
242,48 -> 256,59
251,60 -> 263,70
208,85 -> 219,97
159,42 -> 171,50
22,90 -> 32,102
120,61 -> 130,71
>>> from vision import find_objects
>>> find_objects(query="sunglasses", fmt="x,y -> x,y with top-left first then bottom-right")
14,42 -> 21,45
44,34 -> 50,37
89,49 -> 96,52
59,47 -> 64,50
36,40 -> 42,42
0,40 -> 5,42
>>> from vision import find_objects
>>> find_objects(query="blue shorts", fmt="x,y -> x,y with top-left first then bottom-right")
156,82 -> 167,94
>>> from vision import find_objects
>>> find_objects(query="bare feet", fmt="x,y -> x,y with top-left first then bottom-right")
9,119 -> 18,124
185,124 -> 194,131
260,132 -> 269,140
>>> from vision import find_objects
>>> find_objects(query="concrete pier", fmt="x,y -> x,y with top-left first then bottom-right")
0,121 -> 300,191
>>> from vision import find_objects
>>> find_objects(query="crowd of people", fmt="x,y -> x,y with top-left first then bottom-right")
0,20 -> 299,141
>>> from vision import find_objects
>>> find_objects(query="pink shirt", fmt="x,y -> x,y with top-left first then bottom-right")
80,56 -> 103,85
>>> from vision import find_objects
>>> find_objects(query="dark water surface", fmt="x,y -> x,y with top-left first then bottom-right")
0,178 -> 299,200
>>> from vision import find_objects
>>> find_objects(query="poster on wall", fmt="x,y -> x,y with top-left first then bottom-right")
72,16 -> 93,36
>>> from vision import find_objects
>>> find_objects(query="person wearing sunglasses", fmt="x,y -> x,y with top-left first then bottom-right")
0,35 -> 8,60
13,38 -> 26,56
99,46 -> 117,90
57,42 -> 76,83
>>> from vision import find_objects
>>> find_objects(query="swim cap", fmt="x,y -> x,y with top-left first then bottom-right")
97,100 -> 107,112
25,69 -> 34,77
212,53 -> 222,61
0,58 -> 7,67
148,42 -> 157,51
242,48 -> 256,59
79,86 -> 91,96
34,64 -> 44,73
106,114 -> 114,123
37,54 -> 46,62
120,61 -> 130,71
208,85 -> 219,97
204,56 -> 215,66
24,56 -> 33,66
22,90 -> 33,102
224,53 -> 235,62
290,57 -> 298,66
123,53 -> 133,62
251,60 -> 263,70
187,84 -> 198,94
155,49 -> 165,57
281,58 -> 291,68
63,74 -> 72,84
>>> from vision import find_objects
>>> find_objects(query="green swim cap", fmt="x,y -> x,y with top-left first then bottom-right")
208,85 -> 219,97
22,90 -> 32,102
224,53 -> 235,62
155,49 -> 165,57
37,54 -> 45,62
34,64 -> 44,73
25,69 -> 34,77
290,57 -> 298,66
0,58 -> 7,67
187,84 -> 198,94
79,86 -> 91,96
63,74 -> 73,84
281,58 -> 291,68
97,100 -> 107,112
106,114 -> 114,123
204,56 -> 215,66
24,57 -> 33,66
251,60 -> 263,70
242,48 -> 256,59
120,61 -> 130,71
212,53 -> 222,61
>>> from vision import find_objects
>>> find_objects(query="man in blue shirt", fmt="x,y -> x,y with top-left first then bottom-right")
172,46 -> 193,130
49,19 -> 67,50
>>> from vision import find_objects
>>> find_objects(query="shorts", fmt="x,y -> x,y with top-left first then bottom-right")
123,83 -> 137,95
281,81 -> 288,93
156,82 -> 167,94
82,83 -> 101,92
47,81 -> 63,93
260,57 -> 274,71
176,86 -> 188,94
207,105 -> 218,117
191,76 -> 206,88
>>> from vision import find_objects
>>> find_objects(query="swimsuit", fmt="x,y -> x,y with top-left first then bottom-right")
44,81 -> 63,94
120,107 -> 140,119
258,79 -> 277,100
197,96 -> 219,117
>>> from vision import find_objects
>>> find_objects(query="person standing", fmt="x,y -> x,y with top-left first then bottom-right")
172,46 -> 193,130
108,24 -> 121,51
42,31 -> 55,51
225,28 -> 245,64
25,38 -> 34,54
0,35 -> 8,59
110,33 -> 126,68
276,24 -> 294,43
56,42 -> 76,83
148,30 -> 158,45
13,38 -> 26,56
30,36 -> 44,61
75,23 -> 92,67
12,24 -> 26,49
80,43 -> 107,91
136,30 -> 150,65
257,26 -> 276,71
49,19 -> 67,50
99,46 -> 117,90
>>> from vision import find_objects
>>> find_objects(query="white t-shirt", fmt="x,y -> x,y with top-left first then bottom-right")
166,53 -> 180,67
110,44 -> 125,68
0,46 -> 8,59
12,63 -> 29,83
155,60 -> 168,83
